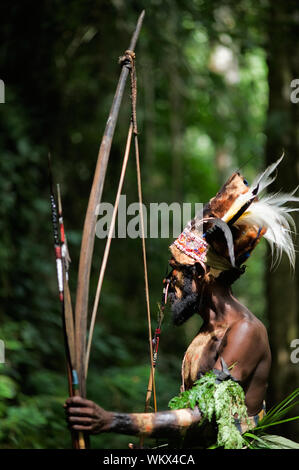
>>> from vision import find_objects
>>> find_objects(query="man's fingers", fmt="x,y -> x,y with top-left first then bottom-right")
72,425 -> 93,432
66,406 -> 94,417
65,396 -> 95,408
68,416 -> 92,425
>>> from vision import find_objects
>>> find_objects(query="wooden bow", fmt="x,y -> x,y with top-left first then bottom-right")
74,11 -> 145,399
49,12 -> 145,449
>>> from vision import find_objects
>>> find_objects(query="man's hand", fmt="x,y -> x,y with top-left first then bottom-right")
64,396 -> 113,434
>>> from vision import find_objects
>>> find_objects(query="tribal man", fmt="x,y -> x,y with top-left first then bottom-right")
65,156 -> 298,447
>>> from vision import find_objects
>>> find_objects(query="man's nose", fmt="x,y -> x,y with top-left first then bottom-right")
163,269 -> 174,284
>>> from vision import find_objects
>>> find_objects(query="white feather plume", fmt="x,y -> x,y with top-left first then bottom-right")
251,153 -> 284,194
222,155 -> 299,269
234,191 -> 299,269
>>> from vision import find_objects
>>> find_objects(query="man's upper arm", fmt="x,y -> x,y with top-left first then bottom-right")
213,321 -> 263,383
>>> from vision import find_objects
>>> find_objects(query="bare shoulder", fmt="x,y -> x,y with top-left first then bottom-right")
228,313 -> 268,344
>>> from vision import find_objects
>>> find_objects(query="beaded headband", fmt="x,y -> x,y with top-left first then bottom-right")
171,227 -> 208,269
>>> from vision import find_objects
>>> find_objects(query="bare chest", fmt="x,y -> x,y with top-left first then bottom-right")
181,326 -> 228,391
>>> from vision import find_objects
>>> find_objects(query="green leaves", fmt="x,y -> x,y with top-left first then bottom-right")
169,371 -> 249,449
243,388 -> 299,449
255,388 -> 299,431
245,434 -> 299,449
0,375 -> 18,400
214,380 -> 248,449
0,395 -> 64,449
169,377 -> 299,449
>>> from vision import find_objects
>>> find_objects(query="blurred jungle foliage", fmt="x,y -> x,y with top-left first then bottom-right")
0,0 -> 298,449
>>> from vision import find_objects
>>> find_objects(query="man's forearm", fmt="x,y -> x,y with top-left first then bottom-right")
107,408 -> 202,439
65,397 -> 203,439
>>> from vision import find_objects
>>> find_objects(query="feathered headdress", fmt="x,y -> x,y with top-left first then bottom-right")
170,156 -> 299,276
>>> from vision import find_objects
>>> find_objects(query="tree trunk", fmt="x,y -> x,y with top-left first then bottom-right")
264,0 -> 299,438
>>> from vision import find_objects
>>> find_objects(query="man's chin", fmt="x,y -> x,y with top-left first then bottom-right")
170,294 -> 199,326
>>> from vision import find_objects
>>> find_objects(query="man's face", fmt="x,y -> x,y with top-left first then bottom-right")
165,258 -> 204,326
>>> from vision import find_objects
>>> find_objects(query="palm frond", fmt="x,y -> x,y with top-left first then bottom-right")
243,388 -> 299,449
254,434 -> 299,449
244,433 -> 299,449
242,432 -> 272,449
258,388 -> 299,426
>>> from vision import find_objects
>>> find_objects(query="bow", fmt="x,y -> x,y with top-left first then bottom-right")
48,12 -> 159,449
48,155 -> 85,448
74,10 -> 145,400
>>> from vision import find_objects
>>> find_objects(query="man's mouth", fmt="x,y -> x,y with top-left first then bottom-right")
170,292 -> 199,325
162,263 -> 201,325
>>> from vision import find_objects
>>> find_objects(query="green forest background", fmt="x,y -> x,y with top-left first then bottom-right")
0,0 -> 298,449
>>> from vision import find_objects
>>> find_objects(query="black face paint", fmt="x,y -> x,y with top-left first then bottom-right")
168,266 -> 201,326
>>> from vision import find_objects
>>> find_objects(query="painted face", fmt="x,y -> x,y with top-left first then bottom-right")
164,258 -> 204,326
